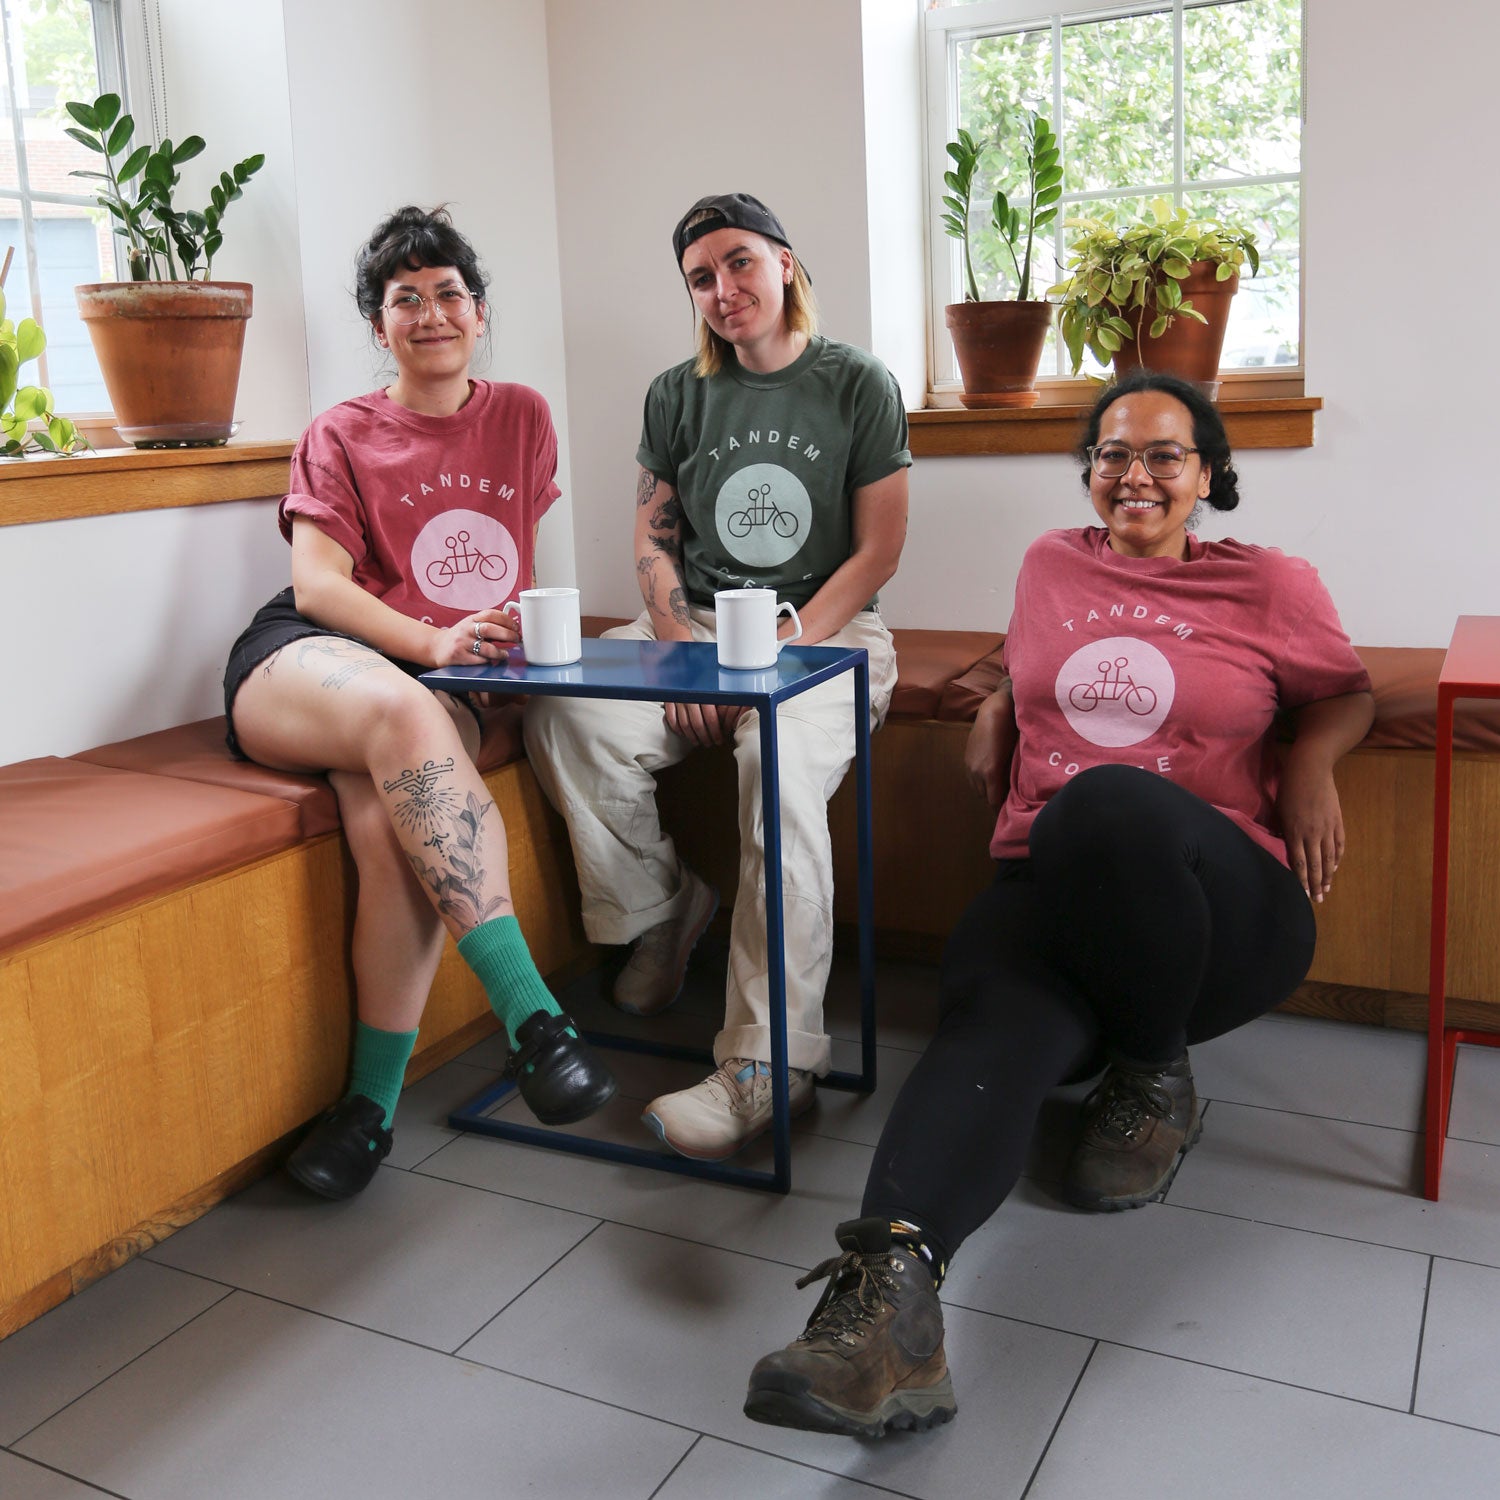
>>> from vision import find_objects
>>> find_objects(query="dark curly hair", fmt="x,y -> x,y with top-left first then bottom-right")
1077,369 -> 1240,513
353,205 -> 490,325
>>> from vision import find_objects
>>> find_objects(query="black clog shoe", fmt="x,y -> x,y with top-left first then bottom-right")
285,1093 -> 393,1200
506,1011 -> 617,1125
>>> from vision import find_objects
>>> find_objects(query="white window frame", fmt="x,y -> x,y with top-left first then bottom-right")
922,0 -> 1305,397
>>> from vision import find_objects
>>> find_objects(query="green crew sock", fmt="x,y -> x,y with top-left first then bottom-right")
347,1020 -> 420,1129
456,914 -> 567,1047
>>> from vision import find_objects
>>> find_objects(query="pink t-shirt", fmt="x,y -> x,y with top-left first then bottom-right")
990,527 -> 1371,865
279,380 -> 560,628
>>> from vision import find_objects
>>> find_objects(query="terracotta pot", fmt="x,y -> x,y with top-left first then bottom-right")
75,281 -> 253,447
944,299 -> 1055,409
1111,262 -> 1238,396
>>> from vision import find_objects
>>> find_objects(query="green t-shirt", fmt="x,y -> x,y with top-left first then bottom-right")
635,335 -> 911,609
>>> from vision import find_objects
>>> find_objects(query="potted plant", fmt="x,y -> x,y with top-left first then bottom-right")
1049,197 -> 1258,394
64,93 -> 264,447
940,111 -> 1060,409
0,287 -> 87,456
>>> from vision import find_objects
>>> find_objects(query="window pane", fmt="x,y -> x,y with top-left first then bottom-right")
1183,0 -> 1301,181
1184,183 -> 1300,367
1061,8 -> 1175,195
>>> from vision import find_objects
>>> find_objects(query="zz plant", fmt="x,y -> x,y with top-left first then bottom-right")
0,290 -> 86,456
64,92 -> 264,282
940,110 -> 1062,302
1048,197 -> 1259,374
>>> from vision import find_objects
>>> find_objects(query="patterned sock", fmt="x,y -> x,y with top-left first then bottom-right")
890,1218 -> 949,1290
456,914 -> 567,1047
347,1020 -> 420,1129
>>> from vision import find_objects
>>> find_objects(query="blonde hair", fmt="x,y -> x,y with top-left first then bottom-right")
691,254 -> 819,378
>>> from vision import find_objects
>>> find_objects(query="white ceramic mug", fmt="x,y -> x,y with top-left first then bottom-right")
714,588 -> 802,670
504,586 -> 582,666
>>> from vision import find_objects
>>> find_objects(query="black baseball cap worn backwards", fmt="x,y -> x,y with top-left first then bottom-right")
672,193 -> 793,266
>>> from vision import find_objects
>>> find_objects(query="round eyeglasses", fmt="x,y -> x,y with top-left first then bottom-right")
382,288 -> 475,325
1087,442 -> 1199,480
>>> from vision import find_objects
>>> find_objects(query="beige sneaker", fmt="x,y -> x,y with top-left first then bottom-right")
643,1058 -> 816,1160
613,868 -> 718,1016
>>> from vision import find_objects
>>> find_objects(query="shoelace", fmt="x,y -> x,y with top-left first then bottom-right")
699,1058 -> 769,1112
793,1248 -> 899,1348
1084,1070 -> 1176,1143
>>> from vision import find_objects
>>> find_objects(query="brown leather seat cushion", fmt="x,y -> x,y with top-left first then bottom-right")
887,629 -> 1006,720
938,640 -> 1009,723
1359,647 -> 1500,753
0,758 -> 303,954
474,701 -> 527,774
582,614 -> 632,638
75,717 -> 340,838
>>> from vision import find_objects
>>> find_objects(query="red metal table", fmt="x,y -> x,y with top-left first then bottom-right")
1424,615 -> 1500,1199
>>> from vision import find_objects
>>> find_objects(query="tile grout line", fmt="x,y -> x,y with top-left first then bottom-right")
1409,1255 -> 1435,1415
645,1432 -> 701,1500
1020,1339 -> 1099,1500
8,1279 -> 235,1451
706,1432 -> 924,1498
0,1448 -> 130,1498
451,1217 -> 609,1358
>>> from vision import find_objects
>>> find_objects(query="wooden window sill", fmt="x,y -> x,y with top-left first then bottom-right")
0,441 -> 295,528
910,396 -> 1321,458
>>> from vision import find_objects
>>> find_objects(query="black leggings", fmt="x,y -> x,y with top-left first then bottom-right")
861,764 -> 1316,1259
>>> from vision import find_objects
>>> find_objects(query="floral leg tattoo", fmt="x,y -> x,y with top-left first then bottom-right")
383,759 -> 511,930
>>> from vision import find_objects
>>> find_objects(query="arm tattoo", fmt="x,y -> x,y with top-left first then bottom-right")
396,785 -> 512,930
636,554 -> 659,614
649,494 -> 682,532
668,586 -> 690,627
636,470 -> 659,507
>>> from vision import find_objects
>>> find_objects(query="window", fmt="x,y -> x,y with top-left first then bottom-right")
924,0 -> 1303,392
0,0 -> 128,415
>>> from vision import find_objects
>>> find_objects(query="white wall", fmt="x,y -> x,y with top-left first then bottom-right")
544,0 -> 873,618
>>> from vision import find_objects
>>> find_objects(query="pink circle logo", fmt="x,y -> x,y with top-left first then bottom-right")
412,509 -> 519,611
1055,636 -> 1174,746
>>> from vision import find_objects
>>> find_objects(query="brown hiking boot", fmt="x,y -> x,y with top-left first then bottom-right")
1064,1051 -> 1202,1211
743,1217 -> 956,1438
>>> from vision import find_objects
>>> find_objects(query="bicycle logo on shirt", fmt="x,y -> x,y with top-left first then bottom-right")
425,530 -> 510,590
728,482 -> 800,540
1056,636 -> 1174,748
714,462 -> 812,570
1068,656 -> 1158,716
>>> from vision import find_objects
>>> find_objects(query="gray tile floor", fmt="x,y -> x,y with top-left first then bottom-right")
5,948 -> 1500,1499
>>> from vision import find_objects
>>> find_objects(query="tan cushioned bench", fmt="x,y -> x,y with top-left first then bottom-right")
0,758 -> 303,953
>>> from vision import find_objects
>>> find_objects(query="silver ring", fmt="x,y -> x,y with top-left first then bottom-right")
471,639 -> 482,657
473,622 -> 484,642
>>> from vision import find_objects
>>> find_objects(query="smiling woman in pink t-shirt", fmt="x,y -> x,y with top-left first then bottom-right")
222,207 -> 615,1202
744,370 -> 1374,1441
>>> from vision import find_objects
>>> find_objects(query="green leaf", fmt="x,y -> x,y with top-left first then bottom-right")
172,135 -> 206,164
65,101 -> 98,130
1149,314 -> 1169,339
1162,258 -> 1192,279
1180,306 -> 1209,324
1110,273 -> 1133,304
1035,185 -> 1062,208
31,431 -> 58,454
1215,261 -> 1235,281
106,115 -> 134,157
118,145 -> 150,183
64,127 -> 104,153
946,141 -> 965,163
13,385 -> 48,421
1033,208 -> 1057,232
238,153 -> 266,175
15,319 -> 45,362
1097,326 -> 1121,353
0,415 -> 26,442
93,93 -> 120,129
69,170 -> 110,182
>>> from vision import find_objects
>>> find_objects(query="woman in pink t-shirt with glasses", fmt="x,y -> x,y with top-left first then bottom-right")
223,206 -> 615,1202
743,369 -> 1374,1440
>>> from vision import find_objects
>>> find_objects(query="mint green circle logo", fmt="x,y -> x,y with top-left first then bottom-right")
715,463 -> 810,568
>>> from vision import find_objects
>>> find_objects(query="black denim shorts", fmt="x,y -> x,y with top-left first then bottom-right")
222,586 -> 482,757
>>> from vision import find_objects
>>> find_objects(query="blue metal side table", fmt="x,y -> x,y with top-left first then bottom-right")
422,637 -> 877,1193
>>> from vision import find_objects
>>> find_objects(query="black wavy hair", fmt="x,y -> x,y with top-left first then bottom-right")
1077,369 -> 1240,513
353,204 -> 489,325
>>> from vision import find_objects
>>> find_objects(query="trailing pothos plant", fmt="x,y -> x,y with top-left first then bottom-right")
940,110 -> 1062,302
63,92 -> 265,281
0,291 -> 87,456
1048,197 -> 1259,373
